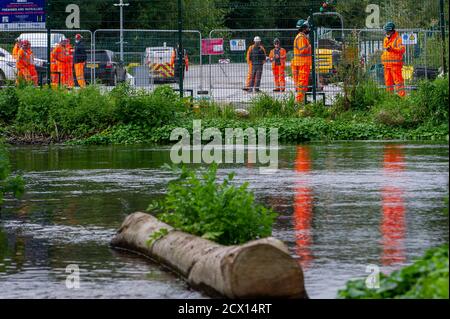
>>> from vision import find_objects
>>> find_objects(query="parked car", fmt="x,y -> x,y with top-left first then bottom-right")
85,50 -> 127,86
0,48 -> 16,86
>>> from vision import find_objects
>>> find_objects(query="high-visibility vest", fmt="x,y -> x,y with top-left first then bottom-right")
12,43 -> 20,61
17,48 -> 34,69
269,47 -> 287,68
292,33 -> 312,67
381,31 -> 405,66
171,49 -> 189,70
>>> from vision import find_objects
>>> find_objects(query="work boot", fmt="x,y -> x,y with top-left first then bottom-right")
242,87 -> 251,92
273,88 -> 280,92
254,88 -> 261,93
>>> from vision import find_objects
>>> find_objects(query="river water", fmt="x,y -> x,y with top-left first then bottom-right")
0,142 -> 448,299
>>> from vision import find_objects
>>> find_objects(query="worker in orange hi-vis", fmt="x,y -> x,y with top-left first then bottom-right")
381,22 -> 406,97
65,39 -> 75,88
292,19 -> 312,103
56,39 -> 74,88
269,38 -> 287,92
12,38 -> 21,61
16,40 -> 38,86
171,45 -> 189,83
53,40 -> 67,87
50,43 -> 61,87
242,37 -> 261,92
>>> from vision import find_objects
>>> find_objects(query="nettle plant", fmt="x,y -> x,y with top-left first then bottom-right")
147,164 -> 277,245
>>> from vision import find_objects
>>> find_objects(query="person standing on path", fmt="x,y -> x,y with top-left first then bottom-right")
269,38 -> 287,92
73,34 -> 87,88
381,22 -> 406,97
244,36 -> 267,93
292,19 -> 312,103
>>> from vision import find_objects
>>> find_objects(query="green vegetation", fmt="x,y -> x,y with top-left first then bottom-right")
147,164 -> 277,245
0,142 -> 24,207
338,244 -> 449,299
1,78 -> 448,145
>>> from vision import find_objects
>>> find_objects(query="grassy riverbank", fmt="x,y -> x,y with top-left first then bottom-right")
0,78 -> 448,145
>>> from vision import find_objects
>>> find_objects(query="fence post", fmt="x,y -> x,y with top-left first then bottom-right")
46,1 -> 51,87
177,0 -> 184,98
440,0 -> 447,75
309,10 -> 317,103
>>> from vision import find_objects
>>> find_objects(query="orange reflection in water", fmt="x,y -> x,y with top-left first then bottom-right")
381,145 -> 406,266
293,146 -> 313,269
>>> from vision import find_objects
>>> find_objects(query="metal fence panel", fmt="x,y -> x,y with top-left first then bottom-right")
0,29 -> 92,86
93,29 -> 203,93
208,29 -> 298,103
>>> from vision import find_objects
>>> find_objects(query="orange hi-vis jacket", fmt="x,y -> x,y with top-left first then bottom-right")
381,31 -> 405,67
12,43 -> 21,61
16,48 -> 34,69
269,47 -> 287,69
171,49 -> 189,71
292,33 -> 312,67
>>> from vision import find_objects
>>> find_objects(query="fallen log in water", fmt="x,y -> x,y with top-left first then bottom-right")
111,212 -> 308,299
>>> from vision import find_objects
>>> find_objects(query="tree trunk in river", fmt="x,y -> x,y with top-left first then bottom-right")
111,212 -> 308,299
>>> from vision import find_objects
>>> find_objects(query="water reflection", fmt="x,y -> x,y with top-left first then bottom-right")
293,146 -> 314,269
381,145 -> 406,266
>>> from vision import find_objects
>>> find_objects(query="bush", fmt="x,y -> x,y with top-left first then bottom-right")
14,86 -> 116,138
147,164 -> 277,245
334,80 -> 387,113
50,86 -> 117,138
249,94 -> 298,118
114,85 -> 184,127
372,94 -> 420,128
371,77 -> 449,128
0,87 -> 19,124
0,142 -> 24,207
410,77 -> 449,125
338,244 -> 449,299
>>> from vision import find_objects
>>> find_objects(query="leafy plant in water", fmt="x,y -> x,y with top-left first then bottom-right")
147,164 -> 277,245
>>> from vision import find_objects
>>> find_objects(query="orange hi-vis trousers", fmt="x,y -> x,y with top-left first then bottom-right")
61,60 -> 74,88
245,63 -> 253,88
17,66 -> 38,85
292,65 -> 310,102
384,65 -> 405,97
74,62 -> 86,87
272,65 -> 286,90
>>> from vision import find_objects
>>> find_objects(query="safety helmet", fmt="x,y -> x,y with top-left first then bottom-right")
273,38 -> 280,45
75,34 -> 82,40
296,19 -> 309,29
254,36 -> 261,43
384,22 -> 396,32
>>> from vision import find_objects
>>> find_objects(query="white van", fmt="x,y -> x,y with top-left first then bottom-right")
145,46 -> 175,82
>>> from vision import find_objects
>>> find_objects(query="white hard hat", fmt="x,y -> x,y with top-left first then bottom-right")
254,36 -> 261,42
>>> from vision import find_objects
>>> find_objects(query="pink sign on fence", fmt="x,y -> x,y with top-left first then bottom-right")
202,38 -> 224,55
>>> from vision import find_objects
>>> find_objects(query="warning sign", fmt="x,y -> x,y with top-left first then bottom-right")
202,38 -> 224,55
230,39 -> 246,51
401,33 -> 418,45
